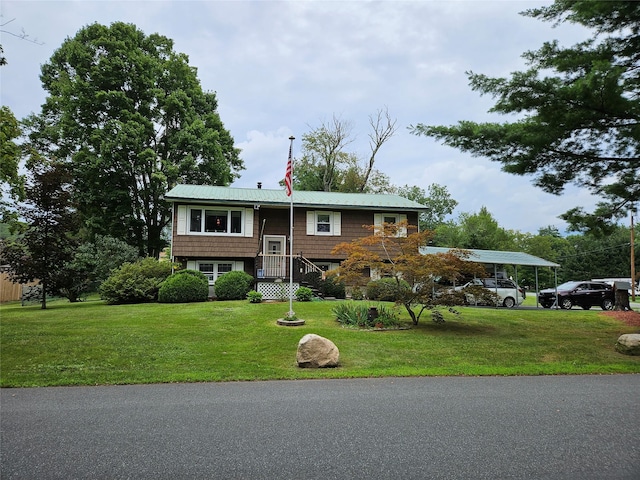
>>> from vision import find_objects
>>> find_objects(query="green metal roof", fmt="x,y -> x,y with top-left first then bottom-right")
166,184 -> 428,211
420,246 -> 560,268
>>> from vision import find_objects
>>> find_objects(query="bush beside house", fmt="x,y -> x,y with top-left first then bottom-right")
158,270 -> 209,303
295,286 -> 314,302
303,271 -> 346,299
99,258 -> 172,304
214,270 -> 254,300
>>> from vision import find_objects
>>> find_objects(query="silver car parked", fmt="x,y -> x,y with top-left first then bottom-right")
455,278 -> 525,308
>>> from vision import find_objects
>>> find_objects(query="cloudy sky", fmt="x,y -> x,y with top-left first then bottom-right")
1,0 -> 595,234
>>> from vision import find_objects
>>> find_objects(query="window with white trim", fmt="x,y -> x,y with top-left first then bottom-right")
177,205 -> 253,237
197,262 -> 235,284
316,212 -> 332,234
306,211 -> 341,236
188,207 -> 244,234
374,213 -> 408,237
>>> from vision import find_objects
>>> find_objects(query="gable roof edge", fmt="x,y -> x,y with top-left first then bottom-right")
166,184 -> 428,211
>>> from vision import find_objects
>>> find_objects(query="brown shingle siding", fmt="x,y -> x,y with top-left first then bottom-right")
294,209 -> 371,258
172,236 -> 259,257
170,202 -> 419,261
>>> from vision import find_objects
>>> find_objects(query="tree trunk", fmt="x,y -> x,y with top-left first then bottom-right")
404,303 -> 419,325
40,280 -> 47,310
614,286 -> 631,311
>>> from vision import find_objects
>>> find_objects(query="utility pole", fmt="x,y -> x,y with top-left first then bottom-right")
631,206 -> 636,302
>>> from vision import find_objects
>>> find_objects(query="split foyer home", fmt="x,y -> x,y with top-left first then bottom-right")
166,184 -> 427,299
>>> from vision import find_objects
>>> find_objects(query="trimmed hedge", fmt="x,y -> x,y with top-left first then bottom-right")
158,270 -> 209,303
214,270 -> 254,300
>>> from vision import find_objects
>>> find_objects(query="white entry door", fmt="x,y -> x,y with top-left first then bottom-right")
263,235 -> 286,277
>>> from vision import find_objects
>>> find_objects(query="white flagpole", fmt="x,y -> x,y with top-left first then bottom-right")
287,135 -> 295,317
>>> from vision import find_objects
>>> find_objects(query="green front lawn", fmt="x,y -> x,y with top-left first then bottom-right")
1,298 -> 638,387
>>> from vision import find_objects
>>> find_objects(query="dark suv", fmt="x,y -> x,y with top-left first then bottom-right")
538,281 -> 614,310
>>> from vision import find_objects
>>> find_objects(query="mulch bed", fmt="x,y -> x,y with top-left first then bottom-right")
601,309 -> 640,327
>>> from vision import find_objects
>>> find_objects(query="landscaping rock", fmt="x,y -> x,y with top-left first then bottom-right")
615,334 -> 640,355
296,334 -> 339,368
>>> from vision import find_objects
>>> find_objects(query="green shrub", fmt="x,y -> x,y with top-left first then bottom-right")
302,271 -> 322,288
247,290 -> 263,303
333,302 -> 401,328
295,286 -> 314,302
99,257 -> 173,304
214,270 -> 254,300
302,271 -> 346,299
320,274 -> 346,299
68,235 -> 141,291
366,277 -> 410,301
334,302 -> 369,327
349,286 -> 364,300
172,269 -> 206,278
158,270 -> 209,303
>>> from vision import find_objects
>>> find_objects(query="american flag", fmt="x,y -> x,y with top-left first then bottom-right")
284,143 -> 293,196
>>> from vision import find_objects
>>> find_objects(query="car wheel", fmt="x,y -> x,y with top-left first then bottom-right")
503,297 -> 516,308
581,305 -> 591,310
541,304 -> 551,309
601,299 -> 614,310
560,297 -> 572,310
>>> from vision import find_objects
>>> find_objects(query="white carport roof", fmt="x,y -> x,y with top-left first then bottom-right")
420,247 -> 560,268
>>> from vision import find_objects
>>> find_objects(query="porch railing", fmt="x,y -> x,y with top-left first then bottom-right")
257,254 -> 287,278
256,254 -> 325,280
297,255 -> 325,277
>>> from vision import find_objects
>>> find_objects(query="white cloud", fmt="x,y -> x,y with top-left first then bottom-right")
1,0 -> 599,234
232,128 -> 294,189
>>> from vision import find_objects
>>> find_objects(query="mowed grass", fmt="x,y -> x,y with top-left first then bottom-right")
1,297 -> 639,387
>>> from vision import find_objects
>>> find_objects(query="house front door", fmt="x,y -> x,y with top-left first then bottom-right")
263,235 -> 286,277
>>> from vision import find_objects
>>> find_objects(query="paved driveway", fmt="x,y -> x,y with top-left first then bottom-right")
2,375 -> 639,479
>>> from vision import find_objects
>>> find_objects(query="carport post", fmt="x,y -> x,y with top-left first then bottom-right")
493,264 -> 499,299
534,267 -> 540,308
514,265 -> 519,306
553,268 -> 559,309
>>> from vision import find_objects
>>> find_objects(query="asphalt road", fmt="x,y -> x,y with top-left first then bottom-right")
2,375 -> 639,479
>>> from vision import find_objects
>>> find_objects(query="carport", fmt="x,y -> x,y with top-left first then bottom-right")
420,246 -> 560,308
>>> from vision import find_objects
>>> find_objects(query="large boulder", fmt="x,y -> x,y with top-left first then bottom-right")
296,334 -> 339,368
615,334 -> 640,356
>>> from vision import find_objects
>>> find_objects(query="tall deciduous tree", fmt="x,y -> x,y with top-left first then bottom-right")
25,22 -> 243,256
433,207 -> 515,251
458,207 -> 516,251
513,226 -> 571,289
1,18 -> 44,66
395,183 -> 458,231
0,161 -> 78,309
294,108 -> 397,193
410,1 -> 640,233
0,106 -> 25,219
560,226 -> 635,283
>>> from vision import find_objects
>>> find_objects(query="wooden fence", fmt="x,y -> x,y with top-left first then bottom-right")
0,272 -> 37,303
